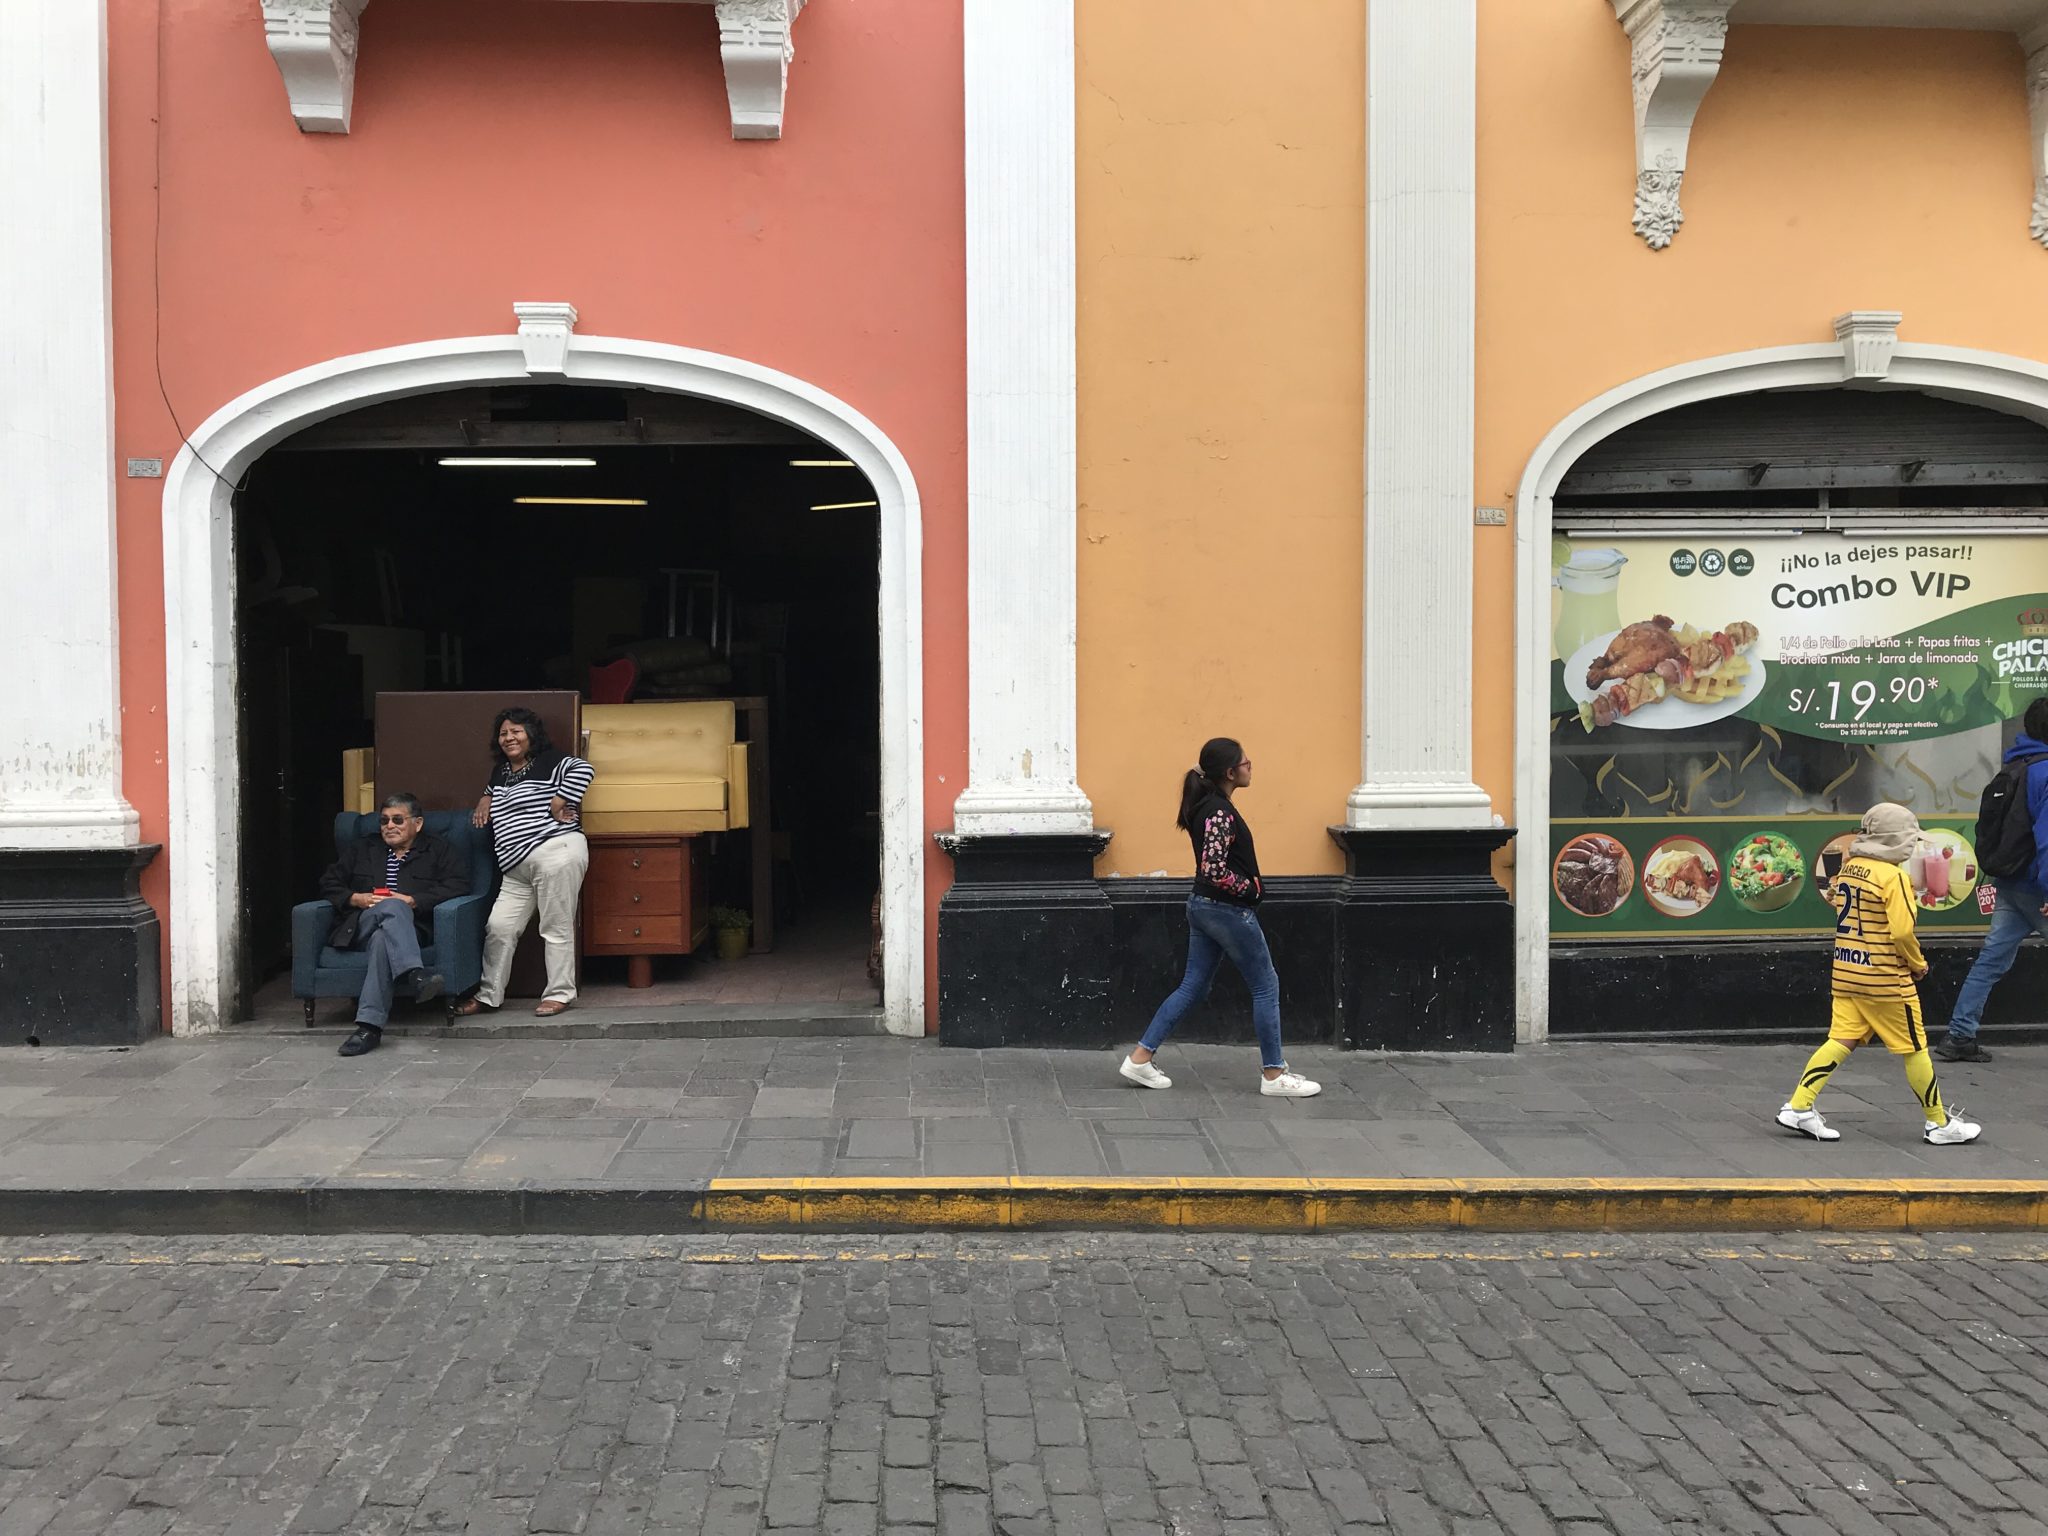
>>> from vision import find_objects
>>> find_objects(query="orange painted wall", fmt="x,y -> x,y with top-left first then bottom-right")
1075,0 -> 1366,879
106,0 -> 965,1025
1477,17 -> 2048,876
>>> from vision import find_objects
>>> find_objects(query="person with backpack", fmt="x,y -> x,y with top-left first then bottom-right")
1938,697 -> 2048,1063
1118,737 -> 1321,1098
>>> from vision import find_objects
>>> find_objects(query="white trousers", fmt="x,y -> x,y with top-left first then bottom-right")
478,831 -> 588,1006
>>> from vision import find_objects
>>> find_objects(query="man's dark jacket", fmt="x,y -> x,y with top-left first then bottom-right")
317,831 -> 471,947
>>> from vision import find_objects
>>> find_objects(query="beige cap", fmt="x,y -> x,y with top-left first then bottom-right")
1850,801 -> 1920,864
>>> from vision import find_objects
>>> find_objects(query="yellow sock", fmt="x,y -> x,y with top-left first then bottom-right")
1905,1050 -> 1946,1126
1789,1039 -> 1853,1110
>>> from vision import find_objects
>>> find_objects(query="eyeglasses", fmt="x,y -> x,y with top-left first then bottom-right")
378,814 -> 414,826
1237,760 -> 1252,771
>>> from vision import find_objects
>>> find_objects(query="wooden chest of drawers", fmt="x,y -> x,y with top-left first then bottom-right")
581,834 -> 709,987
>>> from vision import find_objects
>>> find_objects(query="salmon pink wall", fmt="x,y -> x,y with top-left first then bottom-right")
107,0 -> 965,1027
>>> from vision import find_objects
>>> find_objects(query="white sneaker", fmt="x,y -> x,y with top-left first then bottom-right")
1260,1071 -> 1321,1099
1119,1055 -> 1171,1090
1777,1104 -> 1841,1141
1925,1108 -> 1981,1145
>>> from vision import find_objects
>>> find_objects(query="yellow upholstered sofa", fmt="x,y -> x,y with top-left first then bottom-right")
578,701 -> 750,835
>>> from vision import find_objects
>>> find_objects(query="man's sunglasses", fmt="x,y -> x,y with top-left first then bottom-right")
378,813 -> 415,826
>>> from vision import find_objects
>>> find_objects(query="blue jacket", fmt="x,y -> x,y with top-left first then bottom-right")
2000,733 -> 2048,894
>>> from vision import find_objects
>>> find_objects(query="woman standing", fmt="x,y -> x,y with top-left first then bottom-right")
1120,737 -> 1320,1097
455,708 -> 596,1018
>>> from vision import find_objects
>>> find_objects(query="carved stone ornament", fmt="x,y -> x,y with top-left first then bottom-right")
2027,26 -> 2048,249
716,0 -> 808,141
261,0 -> 371,134
1611,0 -> 1734,250
1833,311 -> 1903,382
513,303 -> 580,376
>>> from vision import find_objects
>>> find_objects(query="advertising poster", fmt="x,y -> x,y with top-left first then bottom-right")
1549,533 -> 2048,939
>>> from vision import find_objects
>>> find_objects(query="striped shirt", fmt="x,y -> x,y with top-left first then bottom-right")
1831,856 -> 1926,1002
487,754 -> 596,872
383,847 -> 408,888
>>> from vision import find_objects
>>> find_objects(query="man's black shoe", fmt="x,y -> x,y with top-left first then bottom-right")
338,1025 -> 383,1058
400,968 -> 445,1005
1935,1036 -> 1992,1064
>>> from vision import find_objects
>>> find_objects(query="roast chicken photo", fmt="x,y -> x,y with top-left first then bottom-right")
1575,616 -> 1761,730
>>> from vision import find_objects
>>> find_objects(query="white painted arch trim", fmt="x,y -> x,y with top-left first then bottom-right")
163,330 -> 925,1036
1513,338 -> 2048,1042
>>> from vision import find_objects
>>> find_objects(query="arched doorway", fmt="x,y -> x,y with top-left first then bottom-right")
163,325 -> 925,1037
1515,340 -> 2048,1042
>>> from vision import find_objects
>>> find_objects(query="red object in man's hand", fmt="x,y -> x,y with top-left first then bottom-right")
373,887 -> 393,896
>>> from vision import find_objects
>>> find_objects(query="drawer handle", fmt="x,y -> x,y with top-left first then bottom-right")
633,926 -> 642,937
631,893 -> 642,904
631,857 -> 643,869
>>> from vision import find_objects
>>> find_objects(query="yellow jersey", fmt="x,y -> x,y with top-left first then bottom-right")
1830,856 -> 1925,1003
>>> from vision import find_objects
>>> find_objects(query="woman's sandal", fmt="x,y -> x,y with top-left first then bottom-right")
534,1000 -> 569,1018
452,997 -> 496,1017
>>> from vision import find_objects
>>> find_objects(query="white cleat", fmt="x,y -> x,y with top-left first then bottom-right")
1925,1108 -> 1982,1145
1777,1104 -> 1841,1141
1119,1055 -> 1172,1090
1260,1071 -> 1321,1099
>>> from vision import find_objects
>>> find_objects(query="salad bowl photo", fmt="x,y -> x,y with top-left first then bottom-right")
1728,831 -> 1805,913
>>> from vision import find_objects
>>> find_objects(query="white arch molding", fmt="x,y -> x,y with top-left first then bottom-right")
163,328 -> 926,1036
1514,337 -> 2048,1043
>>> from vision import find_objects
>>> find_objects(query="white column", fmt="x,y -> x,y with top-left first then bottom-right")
951,0 -> 1093,836
1347,0 -> 1492,832
0,0 -> 139,851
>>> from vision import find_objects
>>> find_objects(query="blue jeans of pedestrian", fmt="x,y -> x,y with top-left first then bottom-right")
1139,896 -> 1286,1070
1947,879 -> 2048,1042
351,898 -> 424,1028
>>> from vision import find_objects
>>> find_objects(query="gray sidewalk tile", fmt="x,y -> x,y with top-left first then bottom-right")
461,1137 -> 624,1181
230,1118 -> 395,1177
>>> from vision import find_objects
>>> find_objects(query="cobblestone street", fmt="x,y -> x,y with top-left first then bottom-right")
1,1235 -> 2046,1534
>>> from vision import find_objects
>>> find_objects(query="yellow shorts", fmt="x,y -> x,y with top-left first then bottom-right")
1829,995 -> 1928,1056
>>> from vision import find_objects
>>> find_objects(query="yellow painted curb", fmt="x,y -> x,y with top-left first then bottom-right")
695,1176 -> 2048,1233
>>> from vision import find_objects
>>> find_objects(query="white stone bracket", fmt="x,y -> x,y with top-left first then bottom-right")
1611,0 -> 1733,250
261,0 -> 808,141
1834,310 -> 1902,382
514,302 -> 580,374
718,0 -> 807,141
261,0 -> 370,134
2027,24 -> 2048,248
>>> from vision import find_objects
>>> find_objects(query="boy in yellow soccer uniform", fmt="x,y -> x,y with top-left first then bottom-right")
1778,803 -> 1982,1146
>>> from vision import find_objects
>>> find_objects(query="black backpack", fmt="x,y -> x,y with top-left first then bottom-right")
1974,752 -> 2048,879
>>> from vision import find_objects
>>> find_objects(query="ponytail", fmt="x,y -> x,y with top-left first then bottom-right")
1175,736 -> 1245,830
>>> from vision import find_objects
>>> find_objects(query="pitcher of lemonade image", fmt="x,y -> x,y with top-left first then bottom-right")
1553,545 -> 1628,662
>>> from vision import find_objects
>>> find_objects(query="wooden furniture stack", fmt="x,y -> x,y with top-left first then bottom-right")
582,836 -> 710,989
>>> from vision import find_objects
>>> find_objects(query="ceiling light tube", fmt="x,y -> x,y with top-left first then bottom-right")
439,456 -> 598,468
789,459 -> 856,468
513,496 -> 649,506
811,500 -> 880,511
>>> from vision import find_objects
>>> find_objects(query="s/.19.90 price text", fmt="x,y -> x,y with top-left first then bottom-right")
1784,676 -> 1940,721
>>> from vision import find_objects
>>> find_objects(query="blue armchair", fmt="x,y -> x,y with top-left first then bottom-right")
291,811 -> 496,1025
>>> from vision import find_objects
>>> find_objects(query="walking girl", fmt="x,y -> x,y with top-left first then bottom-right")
1120,737 -> 1320,1097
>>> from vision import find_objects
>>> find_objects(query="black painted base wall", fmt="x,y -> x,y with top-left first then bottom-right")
1551,937 -> 2048,1041
938,828 -> 1519,1053
0,846 -> 162,1047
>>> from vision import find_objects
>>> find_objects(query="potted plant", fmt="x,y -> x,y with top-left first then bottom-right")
709,905 -> 752,960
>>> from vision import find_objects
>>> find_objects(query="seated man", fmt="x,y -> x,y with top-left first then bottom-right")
318,792 -> 470,1057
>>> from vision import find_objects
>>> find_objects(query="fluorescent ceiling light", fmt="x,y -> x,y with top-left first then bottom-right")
789,459 -> 856,468
439,456 -> 597,468
513,496 -> 648,506
811,499 -> 880,511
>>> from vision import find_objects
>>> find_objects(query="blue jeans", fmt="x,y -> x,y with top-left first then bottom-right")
1139,896 -> 1286,1069
1947,879 -> 2048,1042
351,898 -> 424,1028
